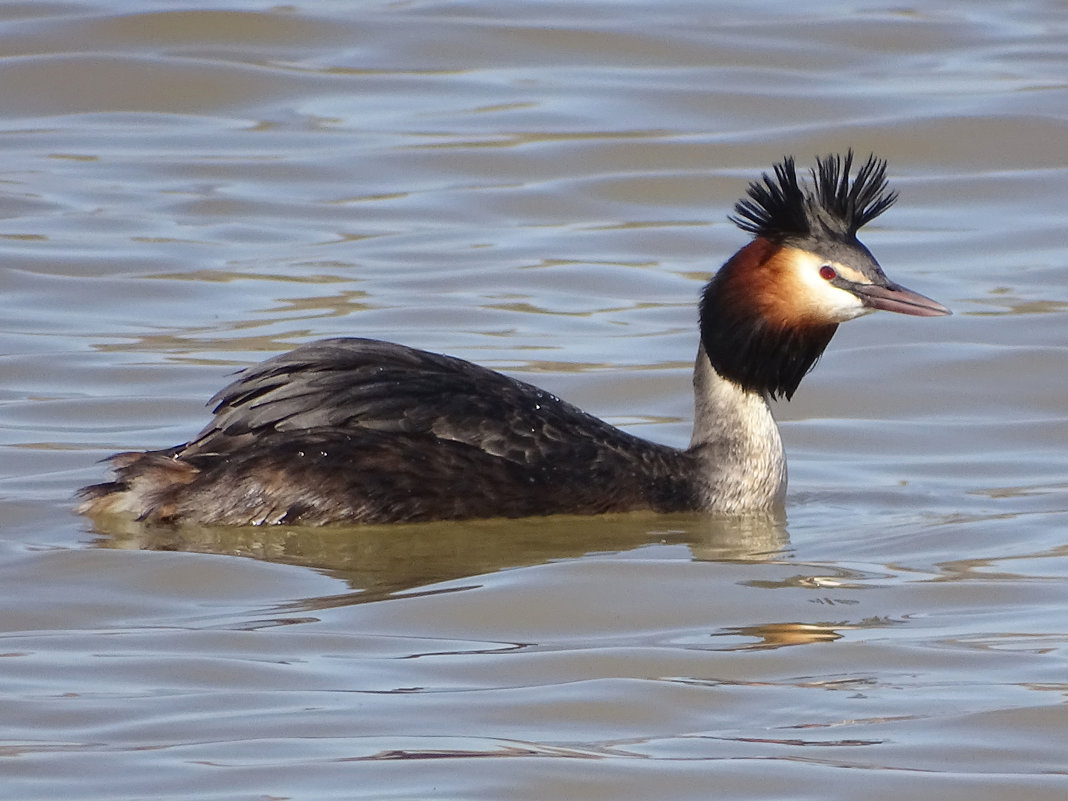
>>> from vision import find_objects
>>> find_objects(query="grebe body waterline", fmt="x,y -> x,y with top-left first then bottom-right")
79,153 -> 950,526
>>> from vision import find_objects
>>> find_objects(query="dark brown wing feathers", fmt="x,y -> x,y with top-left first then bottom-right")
81,338 -> 696,524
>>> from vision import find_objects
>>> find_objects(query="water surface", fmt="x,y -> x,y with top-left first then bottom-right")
1,2 -> 1067,799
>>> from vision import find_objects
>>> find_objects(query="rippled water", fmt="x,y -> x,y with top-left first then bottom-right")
2,2 -> 1067,799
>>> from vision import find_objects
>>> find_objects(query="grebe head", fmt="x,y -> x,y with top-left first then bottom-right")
700,151 -> 950,400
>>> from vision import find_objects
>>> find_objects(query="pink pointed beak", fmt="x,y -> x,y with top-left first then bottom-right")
851,281 -> 951,317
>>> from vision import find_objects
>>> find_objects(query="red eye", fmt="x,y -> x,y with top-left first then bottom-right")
819,265 -> 837,281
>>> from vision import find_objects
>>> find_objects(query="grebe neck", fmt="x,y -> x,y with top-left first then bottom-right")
687,344 -> 786,513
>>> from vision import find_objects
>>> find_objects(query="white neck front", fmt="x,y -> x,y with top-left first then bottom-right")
687,344 -> 787,512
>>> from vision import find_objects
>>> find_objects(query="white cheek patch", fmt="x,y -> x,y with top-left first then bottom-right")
791,256 -> 872,322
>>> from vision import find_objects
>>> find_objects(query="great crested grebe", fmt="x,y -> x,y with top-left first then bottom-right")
79,152 -> 950,526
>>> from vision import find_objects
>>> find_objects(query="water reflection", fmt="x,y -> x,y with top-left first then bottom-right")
724,622 -> 844,649
88,510 -> 788,603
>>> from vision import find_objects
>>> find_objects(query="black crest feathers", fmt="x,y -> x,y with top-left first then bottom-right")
730,151 -> 897,244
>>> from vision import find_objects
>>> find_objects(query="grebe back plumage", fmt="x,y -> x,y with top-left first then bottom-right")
79,152 -> 950,526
